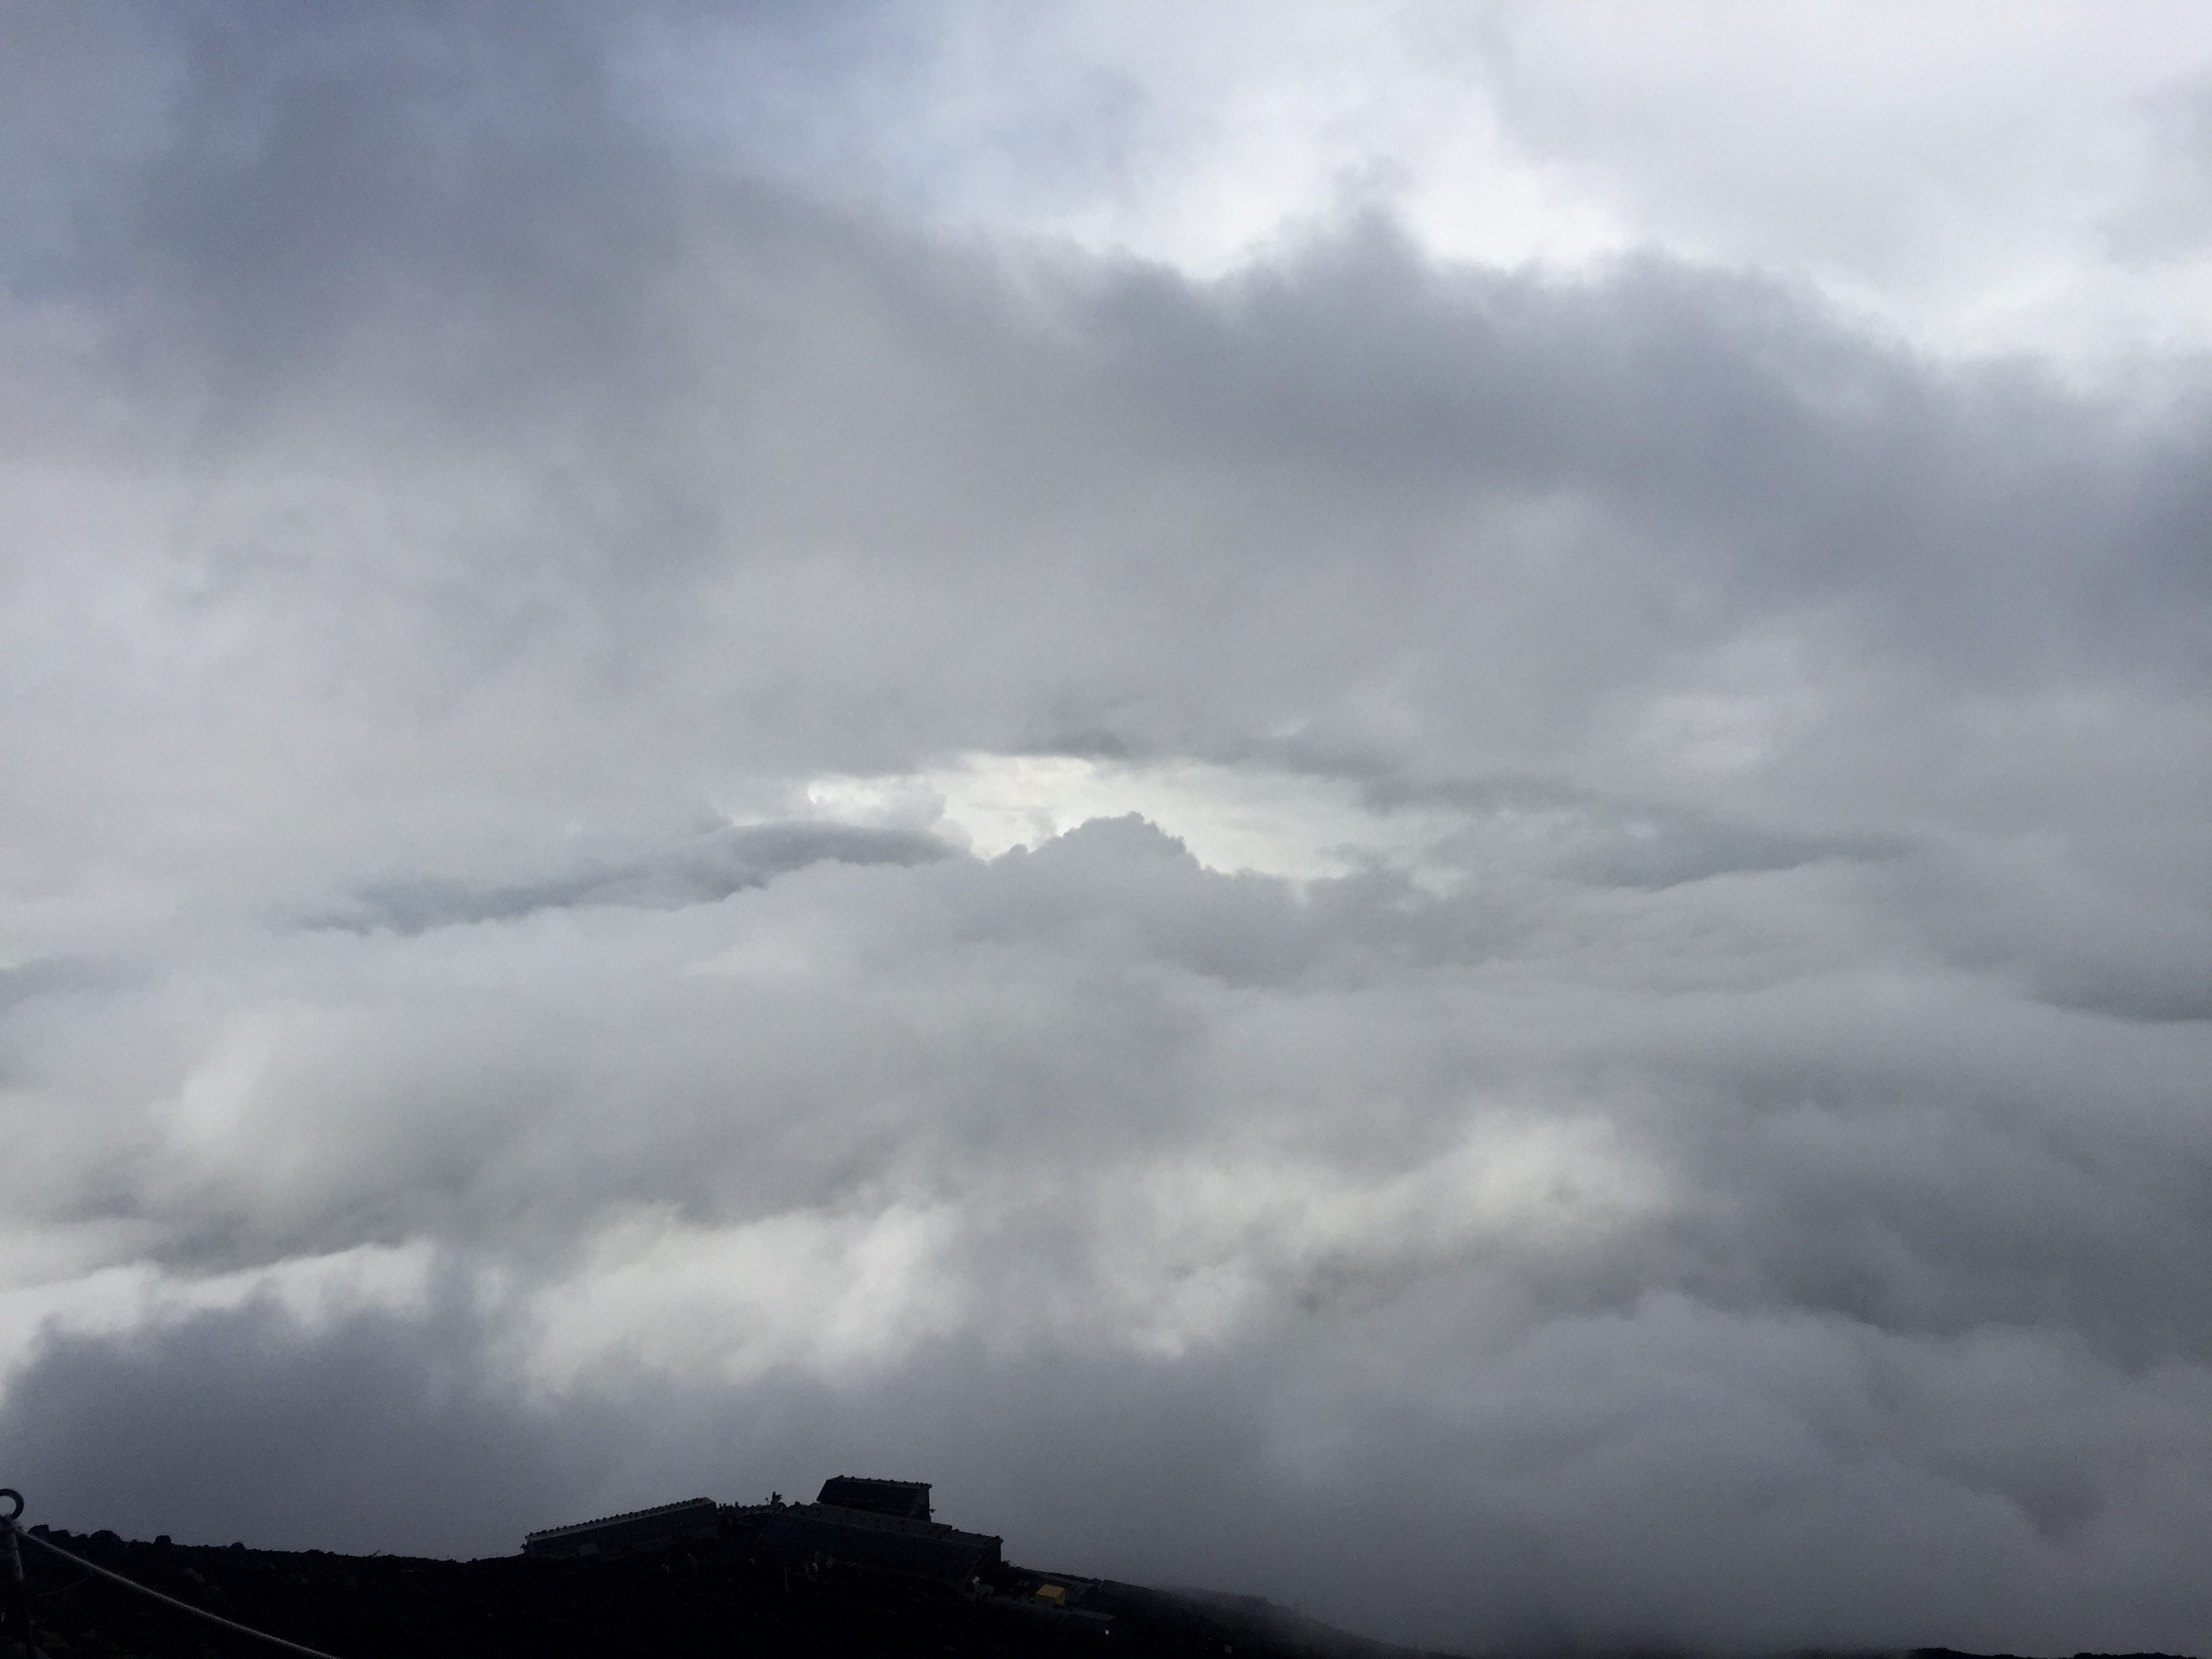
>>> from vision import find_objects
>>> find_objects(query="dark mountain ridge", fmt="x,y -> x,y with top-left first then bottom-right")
4,1511 -> 2193,1659
7,1511 -> 1441,1659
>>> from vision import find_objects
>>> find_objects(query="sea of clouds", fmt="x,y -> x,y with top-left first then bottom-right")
2,7 -> 2210,1653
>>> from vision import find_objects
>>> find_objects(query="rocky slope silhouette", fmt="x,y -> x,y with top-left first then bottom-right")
9,1519 -> 1450,1659
7,1521 -> 2193,1659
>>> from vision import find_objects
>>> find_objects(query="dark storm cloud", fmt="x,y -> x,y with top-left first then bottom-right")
336,821 -> 948,934
9,1267 -> 2212,1654
7,5 -> 2196,886
0,1293 -> 598,1559
3,5 -> 2211,1656
34,7 -> 2207,717
1367,775 -> 1910,890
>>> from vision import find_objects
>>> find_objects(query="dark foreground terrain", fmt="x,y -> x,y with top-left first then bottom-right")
10,1520 -> 1446,1659
6,1525 -> 2194,1659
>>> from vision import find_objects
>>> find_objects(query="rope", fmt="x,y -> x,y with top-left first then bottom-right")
8,1524 -> 349,1659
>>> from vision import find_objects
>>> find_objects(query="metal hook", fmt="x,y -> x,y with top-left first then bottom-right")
0,1491 -> 22,1523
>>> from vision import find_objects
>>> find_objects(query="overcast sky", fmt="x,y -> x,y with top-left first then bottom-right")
3,4 -> 2211,1653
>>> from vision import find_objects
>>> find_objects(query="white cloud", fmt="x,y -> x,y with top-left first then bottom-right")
518,1203 -> 969,1393
622,0 -> 2212,368
806,752 -> 1461,880
0,1242 -> 436,1387
0,6 -> 2209,1648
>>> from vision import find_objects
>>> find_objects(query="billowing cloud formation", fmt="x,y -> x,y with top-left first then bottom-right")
3,6 -> 2211,1654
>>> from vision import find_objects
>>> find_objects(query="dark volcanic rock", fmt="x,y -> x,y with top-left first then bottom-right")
11,1528 -> 2196,1659
9,1521 -> 1449,1659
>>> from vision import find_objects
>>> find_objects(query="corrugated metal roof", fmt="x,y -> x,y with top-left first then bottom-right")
523,1496 -> 718,1544
815,1477 -> 932,1520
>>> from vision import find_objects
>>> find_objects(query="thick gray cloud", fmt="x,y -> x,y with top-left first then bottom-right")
2,5 -> 2211,1655
335,821 -> 949,934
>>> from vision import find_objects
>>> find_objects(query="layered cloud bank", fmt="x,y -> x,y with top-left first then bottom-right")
3,6 -> 2211,1654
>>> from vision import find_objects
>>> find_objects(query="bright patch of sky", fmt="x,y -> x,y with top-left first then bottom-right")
614,0 -> 2212,371
802,754 -> 1460,881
